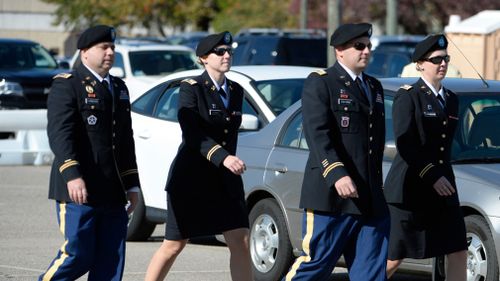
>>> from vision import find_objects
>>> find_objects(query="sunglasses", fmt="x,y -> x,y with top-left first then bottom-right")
212,47 -> 233,56
352,42 -> 372,51
423,55 -> 450,64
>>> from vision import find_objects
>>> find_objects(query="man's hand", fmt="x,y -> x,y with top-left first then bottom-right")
433,176 -> 456,196
334,176 -> 359,199
126,191 -> 139,215
223,155 -> 246,175
67,178 -> 88,204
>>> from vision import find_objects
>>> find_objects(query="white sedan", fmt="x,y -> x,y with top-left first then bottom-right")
127,65 -> 318,240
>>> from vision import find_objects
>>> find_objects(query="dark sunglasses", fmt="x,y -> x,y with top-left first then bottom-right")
352,42 -> 372,51
423,55 -> 450,64
212,47 -> 233,56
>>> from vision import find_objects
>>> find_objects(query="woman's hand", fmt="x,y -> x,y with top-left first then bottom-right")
223,155 -> 246,175
433,176 -> 456,196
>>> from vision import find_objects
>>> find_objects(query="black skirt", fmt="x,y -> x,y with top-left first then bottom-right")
387,203 -> 467,260
164,186 -> 249,240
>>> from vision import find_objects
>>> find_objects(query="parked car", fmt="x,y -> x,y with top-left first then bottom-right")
165,31 -> 209,50
237,77 -> 500,281
365,49 -> 412,78
127,65 -> 318,240
365,35 -> 425,78
370,34 -> 425,52
0,38 -> 67,109
232,28 -> 327,68
70,39 -> 200,101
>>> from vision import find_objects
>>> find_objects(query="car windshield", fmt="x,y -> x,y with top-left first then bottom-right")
0,42 -> 58,69
385,91 -> 500,163
253,78 -> 306,116
129,50 -> 198,76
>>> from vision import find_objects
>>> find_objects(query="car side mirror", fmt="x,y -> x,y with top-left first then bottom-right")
110,67 -> 125,78
384,140 -> 397,160
239,114 -> 259,131
58,61 -> 70,69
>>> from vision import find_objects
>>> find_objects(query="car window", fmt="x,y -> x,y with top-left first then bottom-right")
0,42 -> 57,69
131,82 -> 167,116
452,96 -> 500,162
275,38 -> 327,67
129,50 -> 198,76
142,82 -> 264,126
233,37 -> 280,65
383,93 -> 395,142
280,112 -> 308,149
253,79 -> 305,116
114,52 -> 125,71
155,85 -> 181,121
366,51 -> 411,78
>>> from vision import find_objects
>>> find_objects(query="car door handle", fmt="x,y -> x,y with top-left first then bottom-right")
137,130 -> 151,139
272,164 -> 288,174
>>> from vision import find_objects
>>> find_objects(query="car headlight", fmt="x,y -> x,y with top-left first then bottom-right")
0,79 -> 24,96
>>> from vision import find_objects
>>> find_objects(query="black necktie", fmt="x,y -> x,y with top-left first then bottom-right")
102,80 -> 110,92
219,87 -> 227,99
437,94 -> 446,108
355,77 -> 370,104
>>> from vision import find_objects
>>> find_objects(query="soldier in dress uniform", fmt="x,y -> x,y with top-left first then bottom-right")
283,23 -> 389,281
39,25 -> 140,281
384,34 -> 467,281
144,31 -> 253,281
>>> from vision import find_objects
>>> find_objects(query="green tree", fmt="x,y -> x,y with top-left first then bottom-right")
212,0 -> 297,34
42,0 -> 221,35
43,0 -> 297,36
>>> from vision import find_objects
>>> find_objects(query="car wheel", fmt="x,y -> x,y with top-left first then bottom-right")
433,215 -> 500,281
465,215 -> 499,281
126,189 -> 156,241
249,198 -> 294,281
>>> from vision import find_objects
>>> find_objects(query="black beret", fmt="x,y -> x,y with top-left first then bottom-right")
77,25 -> 116,50
412,34 -> 448,62
195,31 -> 233,56
330,23 -> 372,47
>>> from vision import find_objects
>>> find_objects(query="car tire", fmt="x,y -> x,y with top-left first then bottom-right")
126,189 -> 156,241
464,215 -> 499,281
249,198 -> 294,281
432,215 -> 500,281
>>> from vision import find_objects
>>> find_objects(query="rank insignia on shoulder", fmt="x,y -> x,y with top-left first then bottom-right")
314,69 -> 327,76
182,78 -> 197,85
53,73 -> 72,79
400,84 -> 412,91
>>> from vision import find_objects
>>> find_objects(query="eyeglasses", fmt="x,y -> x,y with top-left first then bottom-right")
352,42 -> 372,51
423,55 -> 450,64
212,47 -> 233,56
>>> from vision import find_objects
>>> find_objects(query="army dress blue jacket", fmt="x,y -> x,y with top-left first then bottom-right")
300,62 -> 387,217
165,71 -> 245,199
46,63 -> 140,206
384,78 -> 460,211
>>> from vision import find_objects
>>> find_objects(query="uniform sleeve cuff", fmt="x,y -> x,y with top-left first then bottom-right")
127,186 -> 140,193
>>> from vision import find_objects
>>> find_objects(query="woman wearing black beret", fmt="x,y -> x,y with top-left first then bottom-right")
144,31 -> 253,281
384,34 -> 466,280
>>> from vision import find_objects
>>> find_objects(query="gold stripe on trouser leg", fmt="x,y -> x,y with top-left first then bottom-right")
43,202 -> 69,281
285,209 -> 315,281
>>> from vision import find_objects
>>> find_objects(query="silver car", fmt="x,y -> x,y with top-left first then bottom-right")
238,77 -> 500,281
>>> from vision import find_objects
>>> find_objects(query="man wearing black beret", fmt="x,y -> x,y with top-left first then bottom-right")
39,25 -> 140,281
384,34 -> 467,280
283,23 -> 389,281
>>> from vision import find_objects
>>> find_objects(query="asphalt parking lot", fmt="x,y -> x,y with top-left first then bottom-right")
0,165 -> 430,281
